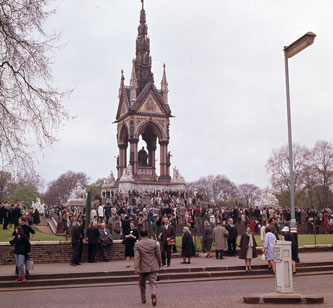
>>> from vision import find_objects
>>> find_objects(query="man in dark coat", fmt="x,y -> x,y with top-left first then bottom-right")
87,222 -> 100,263
99,223 -> 113,262
105,203 -> 112,224
226,218 -> 238,256
159,216 -> 175,267
70,219 -> 82,266
12,203 -> 22,227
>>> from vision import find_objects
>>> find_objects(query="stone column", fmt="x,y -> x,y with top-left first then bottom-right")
129,138 -> 139,175
159,141 -> 170,180
148,145 -> 156,179
118,144 -> 127,179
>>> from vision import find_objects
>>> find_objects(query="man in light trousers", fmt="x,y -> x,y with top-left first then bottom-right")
135,229 -> 162,306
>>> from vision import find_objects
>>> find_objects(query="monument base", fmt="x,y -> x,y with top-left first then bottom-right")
243,293 -> 324,305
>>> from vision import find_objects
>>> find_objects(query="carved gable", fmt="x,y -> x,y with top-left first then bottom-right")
120,96 -> 128,117
139,93 -> 163,114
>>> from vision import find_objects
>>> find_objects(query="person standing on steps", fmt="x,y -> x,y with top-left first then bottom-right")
213,220 -> 229,259
159,216 -> 175,267
135,229 -> 162,306
124,221 -> 139,267
202,220 -> 213,258
9,226 -> 31,282
264,225 -> 277,274
181,226 -> 196,264
226,218 -> 238,256
12,218 -> 35,276
87,221 -> 100,263
239,225 -> 257,271
98,222 -> 113,262
70,219 -> 82,266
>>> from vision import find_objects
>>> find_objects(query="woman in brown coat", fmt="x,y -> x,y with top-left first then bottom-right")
239,225 -> 257,271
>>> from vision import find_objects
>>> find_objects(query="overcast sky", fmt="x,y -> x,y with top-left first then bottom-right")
37,0 -> 333,189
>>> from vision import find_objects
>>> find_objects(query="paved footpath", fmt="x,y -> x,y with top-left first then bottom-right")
0,274 -> 332,308
1,251 -> 332,276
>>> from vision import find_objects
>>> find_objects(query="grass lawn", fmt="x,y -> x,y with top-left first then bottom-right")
176,234 -> 333,251
0,227 -> 68,243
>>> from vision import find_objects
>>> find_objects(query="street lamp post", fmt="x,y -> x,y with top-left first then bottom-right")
283,32 -> 316,261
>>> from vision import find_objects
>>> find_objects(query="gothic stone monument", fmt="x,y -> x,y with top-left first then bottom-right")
102,1 -> 186,197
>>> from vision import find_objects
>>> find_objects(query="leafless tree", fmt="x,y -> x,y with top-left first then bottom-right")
0,0 -> 70,171
188,175 -> 238,203
238,183 -> 261,208
312,140 -> 333,208
43,171 -> 89,205
266,144 -> 309,207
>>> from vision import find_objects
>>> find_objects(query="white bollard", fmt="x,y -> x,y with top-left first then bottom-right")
273,240 -> 293,294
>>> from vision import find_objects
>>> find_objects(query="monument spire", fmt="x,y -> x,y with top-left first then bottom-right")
130,59 -> 138,104
135,0 -> 153,94
161,63 -> 168,104
118,69 -> 124,98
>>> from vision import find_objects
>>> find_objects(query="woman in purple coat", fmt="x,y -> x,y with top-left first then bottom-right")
264,225 -> 277,274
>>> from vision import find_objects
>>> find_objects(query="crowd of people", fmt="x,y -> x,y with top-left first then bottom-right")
0,201 -> 41,230
45,189 -> 333,240
3,190 -> 333,296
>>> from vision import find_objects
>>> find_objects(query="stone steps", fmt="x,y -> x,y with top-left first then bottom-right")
1,261 -> 332,291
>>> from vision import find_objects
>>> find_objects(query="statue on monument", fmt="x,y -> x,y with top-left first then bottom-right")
167,151 -> 172,166
138,146 -> 148,166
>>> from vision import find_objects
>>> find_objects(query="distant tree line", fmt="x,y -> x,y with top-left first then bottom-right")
266,140 -> 333,209
188,175 -> 261,207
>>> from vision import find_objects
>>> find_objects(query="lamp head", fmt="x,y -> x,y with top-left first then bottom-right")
284,32 -> 316,58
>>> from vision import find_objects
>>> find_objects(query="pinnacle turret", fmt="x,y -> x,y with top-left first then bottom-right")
135,0 -> 153,93
118,69 -> 124,98
130,59 -> 138,104
161,64 -> 169,104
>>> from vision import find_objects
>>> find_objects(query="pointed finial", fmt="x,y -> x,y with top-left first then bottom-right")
119,69 -> 125,98
162,63 -> 167,84
141,0 -> 144,10
161,63 -> 168,104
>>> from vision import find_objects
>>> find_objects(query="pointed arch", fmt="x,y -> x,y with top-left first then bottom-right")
136,119 -> 164,140
118,123 -> 129,144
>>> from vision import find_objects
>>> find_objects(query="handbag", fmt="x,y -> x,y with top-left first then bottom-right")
260,253 -> 266,261
26,258 -> 34,271
167,239 -> 175,246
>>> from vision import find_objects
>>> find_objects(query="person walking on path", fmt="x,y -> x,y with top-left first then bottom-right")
9,226 -> 31,282
181,226 -> 196,264
70,219 -> 82,266
213,220 -> 229,259
239,225 -> 257,271
202,220 -> 213,258
134,229 -> 162,306
264,225 -> 277,274
159,216 -> 175,267
226,218 -> 238,256
124,222 -> 139,267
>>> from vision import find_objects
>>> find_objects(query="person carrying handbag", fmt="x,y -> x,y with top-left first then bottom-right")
158,216 -> 175,267
9,226 -> 31,282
